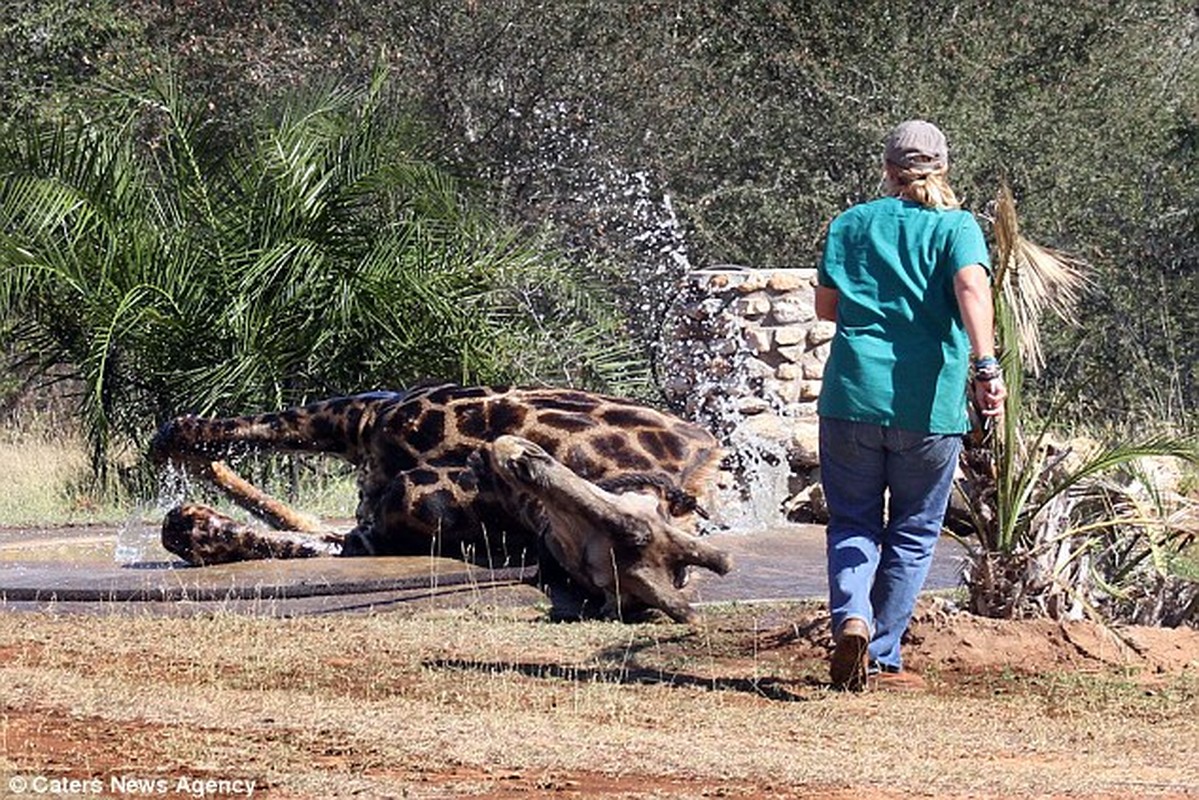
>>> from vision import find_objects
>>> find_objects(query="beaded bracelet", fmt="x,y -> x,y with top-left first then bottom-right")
972,355 -> 1002,383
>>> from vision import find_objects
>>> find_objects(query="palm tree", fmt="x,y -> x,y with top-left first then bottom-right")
0,69 -> 648,477
956,185 -> 1199,626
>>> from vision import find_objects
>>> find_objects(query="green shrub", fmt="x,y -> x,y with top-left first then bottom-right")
0,69 -> 645,473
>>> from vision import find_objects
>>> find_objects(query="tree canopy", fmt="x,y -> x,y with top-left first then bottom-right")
2,0 -> 1196,429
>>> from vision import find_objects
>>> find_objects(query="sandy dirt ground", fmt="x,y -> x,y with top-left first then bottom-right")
1,595 -> 1197,800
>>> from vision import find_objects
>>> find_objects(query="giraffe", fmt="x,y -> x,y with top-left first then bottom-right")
151,384 -> 732,621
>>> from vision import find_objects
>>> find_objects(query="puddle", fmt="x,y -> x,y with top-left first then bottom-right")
0,522 -> 967,613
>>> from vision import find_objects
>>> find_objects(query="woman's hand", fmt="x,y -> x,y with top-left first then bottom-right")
971,356 -> 1006,418
972,374 -> 1007,417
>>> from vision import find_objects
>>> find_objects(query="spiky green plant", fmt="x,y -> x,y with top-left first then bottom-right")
0,69 -> 649,477
956,185 -> 1199,625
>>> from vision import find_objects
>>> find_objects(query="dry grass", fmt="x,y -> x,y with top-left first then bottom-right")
1,602 -> 1196,799
0,423 -> 359,527
0,422 -> 119,525
1,412 -> 1196,797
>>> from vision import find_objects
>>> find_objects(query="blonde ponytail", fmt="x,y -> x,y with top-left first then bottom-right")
883,166 -> 961,210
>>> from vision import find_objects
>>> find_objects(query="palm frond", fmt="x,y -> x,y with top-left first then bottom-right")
992,183 -> 1088,374
1,71 -> 646,473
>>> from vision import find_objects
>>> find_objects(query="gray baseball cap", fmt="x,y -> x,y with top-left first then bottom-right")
884,120 -> 948,171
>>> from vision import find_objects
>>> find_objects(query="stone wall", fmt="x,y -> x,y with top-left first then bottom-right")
659,267 -> 829,523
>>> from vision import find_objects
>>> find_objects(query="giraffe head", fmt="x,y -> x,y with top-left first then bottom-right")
490,434 -> 731,623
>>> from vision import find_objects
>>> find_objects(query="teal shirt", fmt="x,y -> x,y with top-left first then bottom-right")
817,197 -> 990,434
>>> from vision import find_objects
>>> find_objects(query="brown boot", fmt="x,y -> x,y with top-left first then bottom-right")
829,617 -> 870,691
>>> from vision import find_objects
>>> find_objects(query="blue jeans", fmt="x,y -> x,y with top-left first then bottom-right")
819,416 -> 962,671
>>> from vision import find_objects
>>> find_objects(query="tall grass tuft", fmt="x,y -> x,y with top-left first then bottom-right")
0,414 -> 127,524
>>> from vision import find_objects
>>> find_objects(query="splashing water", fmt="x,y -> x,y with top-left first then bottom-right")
113,461 -> 193,564
654,264 -> 825,531
713,410 -> 795,532
576,165 -> 800,530
679,362 -> 796,532
480,99 -> 814,531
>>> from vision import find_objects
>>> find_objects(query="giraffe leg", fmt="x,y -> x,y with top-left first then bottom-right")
202,460 -> 323,532
162,503 -> 341,566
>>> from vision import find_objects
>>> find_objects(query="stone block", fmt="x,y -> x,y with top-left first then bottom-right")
776,362 -> 803,381
733,294 -> 772,317
742,326 -> 774,354
784,480 -> 828,523
795,399 -> 819,416
789,419 -> 821,467
766,271 -> 807,292
706,273 -> 731,290
736,412 -> 791,448
801,380 -> 822,401
743,356 -> 776,380
802,352 -> 826,380
736,396 -> 771,415
762,377 -> 803,405
776,344 -> 804,362
734,273 -> 768,293
770,295 -> 815,324
772,325 -> 806,346
807,320 -> 837,346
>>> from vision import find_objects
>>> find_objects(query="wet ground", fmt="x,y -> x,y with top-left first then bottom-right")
0,522 -> 968,616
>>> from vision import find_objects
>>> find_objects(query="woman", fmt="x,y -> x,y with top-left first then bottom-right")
816,119 -> 1005,691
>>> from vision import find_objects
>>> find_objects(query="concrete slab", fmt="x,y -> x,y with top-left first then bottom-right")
0,523 -> 968,616
692,525 -> 966,605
